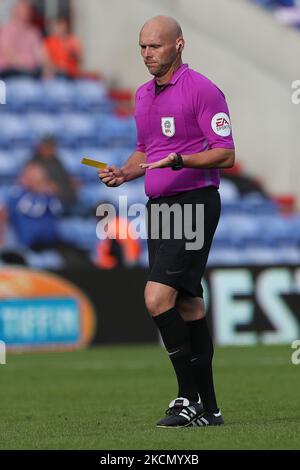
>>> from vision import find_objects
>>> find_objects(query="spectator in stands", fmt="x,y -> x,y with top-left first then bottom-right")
29,136 -> 78,213
1,162 -> 94,268
44,17 -> 82,78
5,162 -> 62,249
0,0 -> 45,78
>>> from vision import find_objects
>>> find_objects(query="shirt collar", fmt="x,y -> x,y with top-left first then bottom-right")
146,63 -> 189,91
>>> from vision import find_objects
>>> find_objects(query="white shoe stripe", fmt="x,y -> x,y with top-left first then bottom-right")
200,417 -> 209,425
179,411 -> 190,420
197,419 -> 204,426
187,407 -> 196,415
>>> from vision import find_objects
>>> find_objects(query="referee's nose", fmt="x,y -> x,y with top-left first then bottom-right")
143,46 -> 153,59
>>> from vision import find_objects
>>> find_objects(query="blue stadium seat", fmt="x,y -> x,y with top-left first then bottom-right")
257,215 -> 300,243
208,247 -> 244,265
239,196 -> 279,215
27,113 -> 62,140
58,113 -> 98,147
58,148 -> 82,177
42,79 -> 77,112
94,115 -> 137,147
240,245 -> 282,264
221,201 -> 245,215
215,213 -> 261,245
114,148 -> 136,166
5,78 -> 44,112
0,114 -> 35,148
74,80 -> 113,113
210,238 -> 300,265
0,149 -> 30,181
219,178 -> 240,202
57,217 -> 98,251
243,238 -> 300,264
78,183 -> 108,209
251,0 -> 295,8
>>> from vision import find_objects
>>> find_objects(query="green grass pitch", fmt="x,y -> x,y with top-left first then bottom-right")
0,344 -> 299,450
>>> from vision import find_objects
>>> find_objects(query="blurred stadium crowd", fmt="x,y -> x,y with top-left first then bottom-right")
250,0 -> 300,28
0,0 -> 300,271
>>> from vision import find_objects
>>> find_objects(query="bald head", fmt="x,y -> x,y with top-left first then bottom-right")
139,16 -> 184,80
140,16 -> 182,41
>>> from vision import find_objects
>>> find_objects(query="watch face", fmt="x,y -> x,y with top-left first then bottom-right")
172,163 -> 182,171
172,154 -> 183,170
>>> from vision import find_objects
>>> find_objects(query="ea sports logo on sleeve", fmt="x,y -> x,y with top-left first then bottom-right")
211,113 -> 231,137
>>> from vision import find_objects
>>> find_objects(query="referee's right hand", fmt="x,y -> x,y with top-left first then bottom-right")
98,166 -> 126,187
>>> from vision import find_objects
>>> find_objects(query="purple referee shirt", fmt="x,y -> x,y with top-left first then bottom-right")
134,64 -> 235,199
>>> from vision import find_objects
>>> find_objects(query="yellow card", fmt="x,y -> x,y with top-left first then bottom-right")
81,157 -> 108,169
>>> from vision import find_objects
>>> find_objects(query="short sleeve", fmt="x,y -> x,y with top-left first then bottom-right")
135,133 -> 146,153
195,82 -> 235,150
134,90 -> 146,153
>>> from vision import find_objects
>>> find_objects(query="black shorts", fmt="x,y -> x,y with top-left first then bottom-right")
146,186 -> 221,298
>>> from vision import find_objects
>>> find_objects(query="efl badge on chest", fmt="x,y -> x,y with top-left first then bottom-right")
161,117 -> 175,137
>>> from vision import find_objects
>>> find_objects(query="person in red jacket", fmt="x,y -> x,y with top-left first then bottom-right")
44,17 -> 82,78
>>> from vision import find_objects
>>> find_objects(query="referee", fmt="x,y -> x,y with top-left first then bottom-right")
99,15 -> 235,428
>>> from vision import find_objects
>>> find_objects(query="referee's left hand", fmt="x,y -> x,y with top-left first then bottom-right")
139,153 -> 177,170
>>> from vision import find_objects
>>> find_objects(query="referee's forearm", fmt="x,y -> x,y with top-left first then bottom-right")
181,148 -> 235,169
121,151 -> 146,181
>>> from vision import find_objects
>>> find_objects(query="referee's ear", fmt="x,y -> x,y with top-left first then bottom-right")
176,41 -> 184,53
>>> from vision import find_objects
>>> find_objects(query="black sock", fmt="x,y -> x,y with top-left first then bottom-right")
153,307 -> 198,402
186,318 -> 219,413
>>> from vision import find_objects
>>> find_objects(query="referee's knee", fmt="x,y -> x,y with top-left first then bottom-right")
145,296 -> 174,317
144,284 -> 176,317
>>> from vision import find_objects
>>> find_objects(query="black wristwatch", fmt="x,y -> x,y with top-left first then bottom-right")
171,153 -> 184,171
